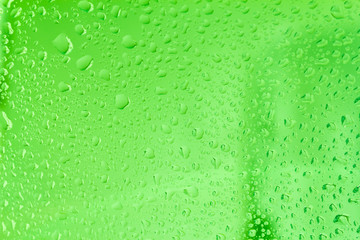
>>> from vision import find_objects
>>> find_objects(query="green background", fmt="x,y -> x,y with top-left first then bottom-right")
1,0 -> 360,239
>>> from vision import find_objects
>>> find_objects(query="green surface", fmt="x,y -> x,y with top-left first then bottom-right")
1,0 -> 360,239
